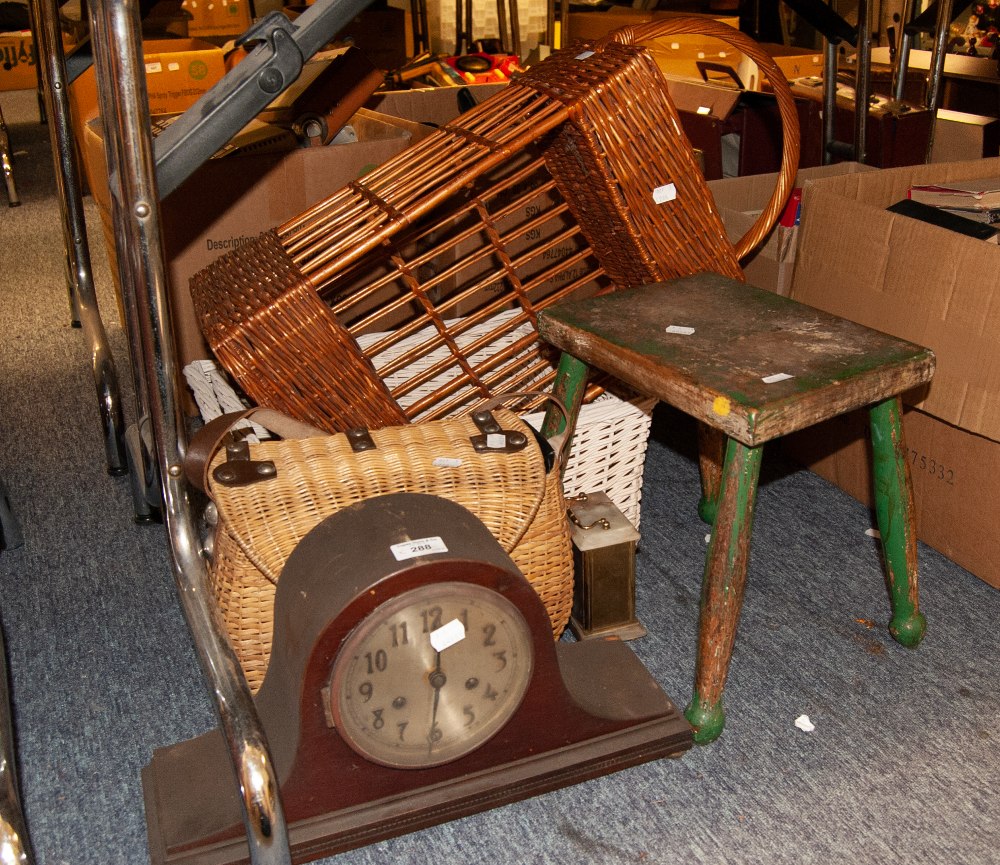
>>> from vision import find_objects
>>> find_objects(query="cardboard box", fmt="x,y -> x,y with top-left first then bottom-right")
783,406 -> 1000,590
82,109 -> 416,371
0,31 -> 38,92
784,157 -> 1000,588
0,29 -> 77,92
931,109 -> 1000,163
140,38 -> 227,115
69,38 -> 226,144
663,76 -> 741,121
645,39 -> 745,83
181,0 -> 253,38
707,162 -> 876,296
367,83 -> 507,131
567,10 -> 741,81
736,43 -> 823,89
566,10 -> 738,43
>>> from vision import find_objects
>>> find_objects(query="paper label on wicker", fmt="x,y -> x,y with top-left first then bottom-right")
652,183 -> 678,204
391,536 -> 449,561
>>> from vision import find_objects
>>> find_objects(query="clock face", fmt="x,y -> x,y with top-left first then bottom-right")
327,580 -> 534,769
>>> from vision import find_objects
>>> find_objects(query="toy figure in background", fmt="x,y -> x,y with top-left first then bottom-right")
955,3 -> 998,53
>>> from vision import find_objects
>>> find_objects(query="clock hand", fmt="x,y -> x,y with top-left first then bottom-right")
427,650 -> 446,753
425,618 -> 463,754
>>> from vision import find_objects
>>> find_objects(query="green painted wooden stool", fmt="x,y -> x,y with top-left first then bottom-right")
537,272 -> 936,744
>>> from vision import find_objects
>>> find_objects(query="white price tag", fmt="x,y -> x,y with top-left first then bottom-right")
652,183 -> 677,204
145,62 -> 163,74
390,536 -> 448,561
762,372 -> 794,384
433,457 -> 463,468
665,325 -> 695,335
430,618 -> 466,652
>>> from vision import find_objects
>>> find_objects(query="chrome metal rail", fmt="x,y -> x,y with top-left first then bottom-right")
0,625 -> 35,865
85,1 -> 290,861
29,0 -> 128,478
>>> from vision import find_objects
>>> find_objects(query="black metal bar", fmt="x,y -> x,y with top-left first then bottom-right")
780,0 -> 857,46
905,0 -> 964,35
153,0 -> 375,199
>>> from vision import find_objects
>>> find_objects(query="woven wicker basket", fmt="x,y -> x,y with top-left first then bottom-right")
190,18 -> 799,436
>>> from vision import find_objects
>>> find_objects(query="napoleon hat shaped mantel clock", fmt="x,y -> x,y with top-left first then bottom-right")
143,493 -> 692,865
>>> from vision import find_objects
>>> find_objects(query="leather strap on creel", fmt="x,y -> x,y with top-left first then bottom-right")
474,390 -> 572,468
183,407 -> 326,494
183,394 -> 570,495
595,18 -> 801,262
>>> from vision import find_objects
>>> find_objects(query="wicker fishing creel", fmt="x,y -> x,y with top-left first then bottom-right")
200,406 -> 574,692
191,19 -> 799,435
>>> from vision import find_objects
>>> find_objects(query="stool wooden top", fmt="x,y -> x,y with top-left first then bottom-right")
538,272 -> 935,447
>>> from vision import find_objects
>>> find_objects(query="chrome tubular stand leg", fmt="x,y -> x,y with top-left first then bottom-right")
854,0 -> 872,166
822,37 -> 839,164
87,1 -> 292,863
0,476 -> 22,552
508,0 -> 521,58
496,0 -> 508,52
892,0 -> 914,103
0,104 -> 18,207
84,0 -> 162,523
25,0 -> 46,125
0,626 -> 35,865
29,0 -> 128,478
925,0 -> 954,160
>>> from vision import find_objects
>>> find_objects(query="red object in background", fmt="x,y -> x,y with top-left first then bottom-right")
444,53 -> 522,84
780,188 -> 803,227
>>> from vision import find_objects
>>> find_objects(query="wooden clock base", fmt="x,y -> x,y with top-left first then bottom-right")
143,638 -> 692,865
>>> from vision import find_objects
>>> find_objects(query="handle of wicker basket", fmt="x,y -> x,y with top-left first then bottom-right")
184,407 -> 327,493
476,390 -> 572,469
595,19 -> 801,262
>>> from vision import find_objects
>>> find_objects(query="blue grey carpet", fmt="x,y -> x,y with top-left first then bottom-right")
0,89 -> 997,865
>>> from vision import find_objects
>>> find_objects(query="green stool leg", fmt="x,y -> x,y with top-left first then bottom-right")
541,352 -> 590,442
685,437 -> 763,744
869,396 -> 927,648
